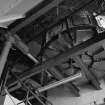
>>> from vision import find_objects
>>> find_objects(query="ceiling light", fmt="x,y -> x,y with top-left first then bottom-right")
95,15 -> 105,28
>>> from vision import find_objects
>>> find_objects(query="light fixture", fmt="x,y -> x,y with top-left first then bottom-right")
95,15 -> 105,28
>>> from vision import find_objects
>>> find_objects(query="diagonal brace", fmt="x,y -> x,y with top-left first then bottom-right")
73,55 -> 101,90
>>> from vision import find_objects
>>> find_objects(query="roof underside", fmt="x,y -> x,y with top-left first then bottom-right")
1,0 -> 105,105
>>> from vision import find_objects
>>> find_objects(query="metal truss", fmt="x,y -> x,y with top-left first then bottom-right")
0,0 -> 104,105
1,29 -> 104,104
8,32 -> 105,87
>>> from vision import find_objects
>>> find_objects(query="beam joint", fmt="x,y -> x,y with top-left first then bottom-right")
72,56 -> 101,90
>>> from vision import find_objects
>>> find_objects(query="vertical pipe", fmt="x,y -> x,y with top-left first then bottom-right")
0,36 -> 14,93
0,36 -> 13,77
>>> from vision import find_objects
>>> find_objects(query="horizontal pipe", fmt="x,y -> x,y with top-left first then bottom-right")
27,53 -> 39,64
37,72 -> 82,93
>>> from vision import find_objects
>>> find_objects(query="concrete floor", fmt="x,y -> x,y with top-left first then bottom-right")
48,80 -> 105,105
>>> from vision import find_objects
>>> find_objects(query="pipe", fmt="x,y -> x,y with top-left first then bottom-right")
8,33 -> 105,87
0,36 -> 13,77
0,36 -> 14,93
37,72 -> 82,93
27,53 -> 39,63
13,35 -> 39,64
